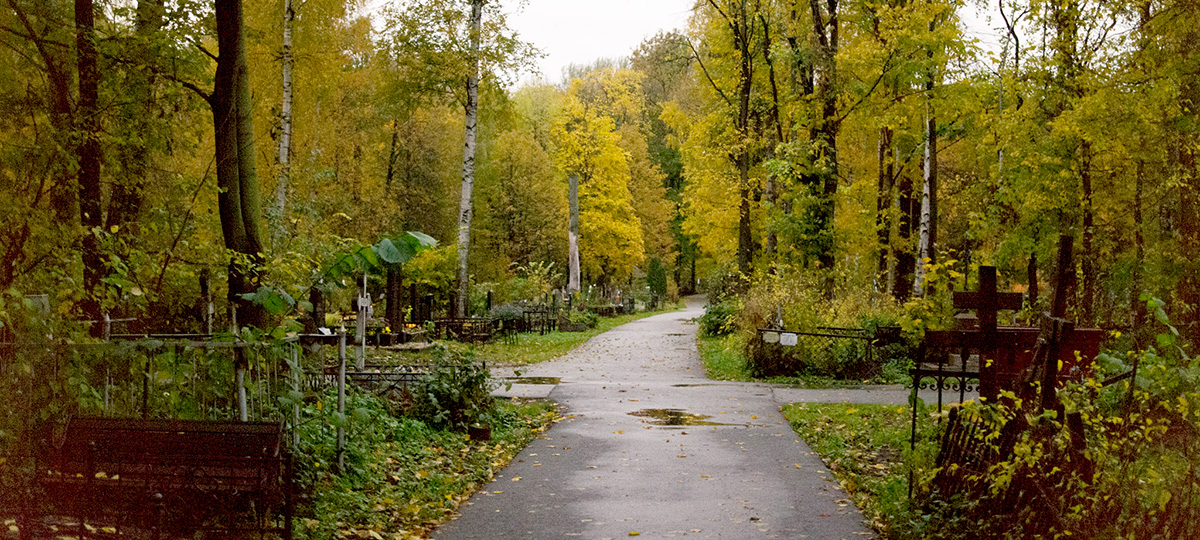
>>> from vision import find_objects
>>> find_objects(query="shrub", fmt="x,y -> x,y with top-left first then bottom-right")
912,297 -> 1200,539
736,266 -> 906,380
407,345 -> 496,431
699,300 -> 739,337
568,309 -> 598,329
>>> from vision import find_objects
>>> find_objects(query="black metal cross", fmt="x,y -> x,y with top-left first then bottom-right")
953,266 -> 1024,334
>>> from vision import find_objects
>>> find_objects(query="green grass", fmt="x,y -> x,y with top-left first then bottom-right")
782,402 -> 937,539
697,333 -> 909,387
470,307 -> 682,366
297,395 -> 559,539
697,333 -> 753,381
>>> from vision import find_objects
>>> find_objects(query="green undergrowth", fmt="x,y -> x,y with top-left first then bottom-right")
699,334 -> 908,387
782,403 -> 937,539
295,392 -> 558,539
469,306 -> 682,366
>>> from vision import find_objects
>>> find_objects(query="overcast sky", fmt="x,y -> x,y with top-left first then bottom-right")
501,1 -> 1005,86
364,1 -> 1007,86
504,0 -> 697,85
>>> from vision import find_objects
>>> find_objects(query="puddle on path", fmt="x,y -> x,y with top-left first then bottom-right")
505,377 -> 561,385
628,408 -> 731,426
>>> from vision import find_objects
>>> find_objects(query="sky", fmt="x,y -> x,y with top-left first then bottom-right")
501,1 -> 1006,85
364,1 -> 1007,86
503,0 -> 697,85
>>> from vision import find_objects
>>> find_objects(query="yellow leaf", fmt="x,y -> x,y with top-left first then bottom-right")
629,533 -> 640,536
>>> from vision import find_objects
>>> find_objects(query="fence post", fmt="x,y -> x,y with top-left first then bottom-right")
337,327 -> 347,473
291,342 -> 301,448
232,305 -> 248,422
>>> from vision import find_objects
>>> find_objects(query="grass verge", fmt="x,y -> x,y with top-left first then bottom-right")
698,334 -> 908,387
781,402 -> 937,539
296,394 -> 559,539
470,306 -> 682,366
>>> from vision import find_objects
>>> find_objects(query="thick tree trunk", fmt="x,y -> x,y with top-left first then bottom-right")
76,0 -> 103,324
454,0 -> 483,318
810,0 -> 840,277
568,174 -> 581,293
734,2 -> 755,278
272,0 -> 295,245
214,0 -> 266,329
386,265 -> 404,329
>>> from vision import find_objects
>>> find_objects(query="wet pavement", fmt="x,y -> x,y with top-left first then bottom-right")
435,298 -> 878,540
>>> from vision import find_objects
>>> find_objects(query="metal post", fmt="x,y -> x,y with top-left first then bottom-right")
357,273 -> 369,371
291,342 -> 301,448
337,327 -> 347,473
232,305 -> 248,422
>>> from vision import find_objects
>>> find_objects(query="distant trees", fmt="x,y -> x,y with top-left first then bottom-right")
1,0 -> 1197,336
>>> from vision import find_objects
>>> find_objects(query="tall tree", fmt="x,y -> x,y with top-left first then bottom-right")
76,0 -> 103,323
272,0 -> 295,246
912,1 -> 940,297
808,0 -> 841,275
454,0 -> 483,317
213,0 -> 267,328
692,0 -> 762,278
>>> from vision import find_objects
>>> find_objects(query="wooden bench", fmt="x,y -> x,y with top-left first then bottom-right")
31,417 -> 292,539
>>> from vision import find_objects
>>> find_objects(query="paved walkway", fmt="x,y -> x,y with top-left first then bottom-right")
434,298 -> 882,540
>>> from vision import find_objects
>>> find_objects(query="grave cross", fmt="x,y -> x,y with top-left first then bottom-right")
952,266 -> 1024,334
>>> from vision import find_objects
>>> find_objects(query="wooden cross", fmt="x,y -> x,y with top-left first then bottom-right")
952,266 -> 1024,335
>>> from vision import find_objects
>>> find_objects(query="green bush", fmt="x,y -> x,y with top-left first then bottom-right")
735,266 -> 907,381
407,345 -> 496,431
699,300 -> 739,337
910,297 -> 1200,539
568,309 -> 599,328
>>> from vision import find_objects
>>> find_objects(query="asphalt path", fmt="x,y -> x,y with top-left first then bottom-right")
433,298 -> 877,540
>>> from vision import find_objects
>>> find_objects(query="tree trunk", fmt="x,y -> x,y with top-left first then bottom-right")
913,99 -> 938,297
1027,252 -> 1039,308
386,265 -> 404,329
214,0 -> 266,329
810,0 -> 840,277
893,172 -> 916,301
107,0 -> 162,235
568,174 -> 581,293
734,1 -> 755,278
454,0 -> 483,318
876,126 -> 894,290
1079,141 -> 1095,325
272,0 -> 295,246
76,0 -> 103,324
1132,160 -> 1146,327
1178,127 -> 1200,344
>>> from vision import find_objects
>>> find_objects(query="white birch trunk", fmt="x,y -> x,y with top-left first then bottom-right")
455,0 -> 484,318
273,0 -> 294,244
913,102 -> 937,296
568,174 -> 580,293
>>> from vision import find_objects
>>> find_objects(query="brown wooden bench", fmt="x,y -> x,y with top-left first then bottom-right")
30,417 -> 292,539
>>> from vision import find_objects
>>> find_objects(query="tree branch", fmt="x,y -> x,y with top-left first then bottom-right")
688,39 -> 733,107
